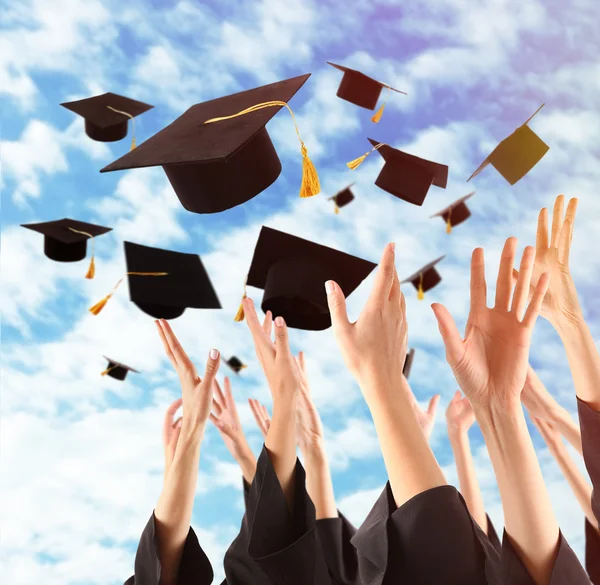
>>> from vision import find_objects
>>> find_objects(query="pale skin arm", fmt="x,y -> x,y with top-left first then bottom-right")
516,196 -> 600,410
433,240 -> 559,584
532,417 -> 599,531
244,298 -> 299,512
446,391 -> 489,535
326,243 -> 446,508
153,320 -> 220,585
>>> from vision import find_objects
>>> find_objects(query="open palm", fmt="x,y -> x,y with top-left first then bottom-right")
433,238 -> 549,412
294,351 -> 325,452
514,195 -> 580,326
445,390 -> 475,433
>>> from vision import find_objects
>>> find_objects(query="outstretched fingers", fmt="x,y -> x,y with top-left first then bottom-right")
367,242 -> 396,308
550,195 -> 565,249
326,280 -> 350,334
558,197 -> 578,266
494,237 -> 518,311
511,246 -> 536,320
243,298 -> 275,358
536,207 -> 549,251
523,272 -> 550,329
159,319 -> 195,374
431,303 -> 464,366
470,248 -> 487,310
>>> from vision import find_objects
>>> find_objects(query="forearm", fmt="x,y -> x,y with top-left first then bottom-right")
476,404 -> 559,585
154,425 -> 204,585
448,429 -> 489,534
549,441 -> 596,527
554,409 -> 583,456
265,395 -> 298,512
301,442 -> 338,520
555,317 -> 600,410
364,376 -> 446,508
235,444 -> 257,486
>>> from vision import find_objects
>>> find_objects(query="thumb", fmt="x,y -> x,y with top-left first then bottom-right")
431,303 -> 464,366
171,417 -> 183,444
427,394 -> 441,417
325,280 -> 350,333
203,348 -> 221,385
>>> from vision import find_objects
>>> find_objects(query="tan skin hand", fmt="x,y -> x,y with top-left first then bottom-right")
163,397 -> 183,480
432,239 -> 550,412
403,382 -> 440,441
514,195 -> 581,328
521,366 -> 565,423
445,390 -> 476,434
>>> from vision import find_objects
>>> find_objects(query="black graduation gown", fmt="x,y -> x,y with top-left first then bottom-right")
497,530 -> 591,584
578,398 -> 600,526
486,515 -> 502,554
316,511 -> 360,585
123,511 -> 214,585
244,446 -> 332,585
586,518 -> 600,584
349,482 -> 502,585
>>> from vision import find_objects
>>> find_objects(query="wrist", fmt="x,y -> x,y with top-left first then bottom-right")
300,438 -> 328,463
447,425 -> 469,443
235,440 -> 256,466
179,421 -> 206,445
552,311 -> 586,339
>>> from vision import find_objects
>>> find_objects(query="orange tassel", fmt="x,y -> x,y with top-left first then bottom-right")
85,256 -> 96,279
347,142 -> 385,170
417,273 -> 425,301
204,101 -> 319,198
89,272 -> 168,316
371,102 -> 386,123
334,204 -> 340,214
446,208 -> 453,234
101,365 -> 116,376
234,276 -> 248,322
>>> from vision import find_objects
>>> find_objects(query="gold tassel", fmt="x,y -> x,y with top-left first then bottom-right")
204,101 -> 319,198
101,365 -> 117,376
106,105 -> 136,150
68,227 -> 96,279
347,141 -> 385,170
334,203 -> 340,214
371,85 -> 390,123
371,102 -> 385,123
417,273 -> 425,301
89,272 -> 168,316
446,208 -> 453,234
234,276 -> 248,322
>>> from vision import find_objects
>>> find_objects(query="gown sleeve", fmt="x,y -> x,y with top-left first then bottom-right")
585,519 -> 600,584
316,511 -> 360,585
349,483 -> 501,585
245,445 -> 332,585
498,529 -> 591,584
123,511 -> 214,585
486,515 -> 503,554
578,398 -> 600,526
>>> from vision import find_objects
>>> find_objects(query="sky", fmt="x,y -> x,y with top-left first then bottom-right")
2,0 -> 600,583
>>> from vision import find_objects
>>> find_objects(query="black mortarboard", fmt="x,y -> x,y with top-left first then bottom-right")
21,218 -> 112,278
401,256 -> 446,299
468,104 -> 549,185
226,356 -> 247,374
242,226 -> 376,331
430,192 -> 476,233
101,356 -> 139,381
328,183 -> 355,213
123,242 -> 221,320
403,348 -> 416,379
347,139 -> 448,206
327,62 -> 406,122
88,242 -> 221,319
60,93 -> 153,146
99,75 -> 318,214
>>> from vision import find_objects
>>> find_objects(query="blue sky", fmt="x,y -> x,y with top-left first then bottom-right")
2,0 -> 600,583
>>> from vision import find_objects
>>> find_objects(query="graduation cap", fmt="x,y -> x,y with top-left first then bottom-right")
468,104 -> 549,185
60,92 -> 153,149
403,348 -> 416,379
430,192 -> 476,234
327,62 -> 407,122
327,183 -> 355,214
401,256 -> 446,300
21,218 -> 112,279
99,74 -> 319,215
347,139 -> 448,206
89,242 -> 221,320
101,356 -> 139,381
226,356 -> 247,374
235,226 -> 377,331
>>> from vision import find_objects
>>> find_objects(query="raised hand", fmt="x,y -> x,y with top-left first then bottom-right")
210,377 -> 256,484
326,242 -> 407,403
521,366 -> 566,423
432,239 -> 550,413
514,195 -> 581,329
249,398 -> 271,439
163,397 -> 183,480
155,319 -> 220,435
295,351 -> 326,453
405,386 -> 440,441
445,391 -> 476,435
